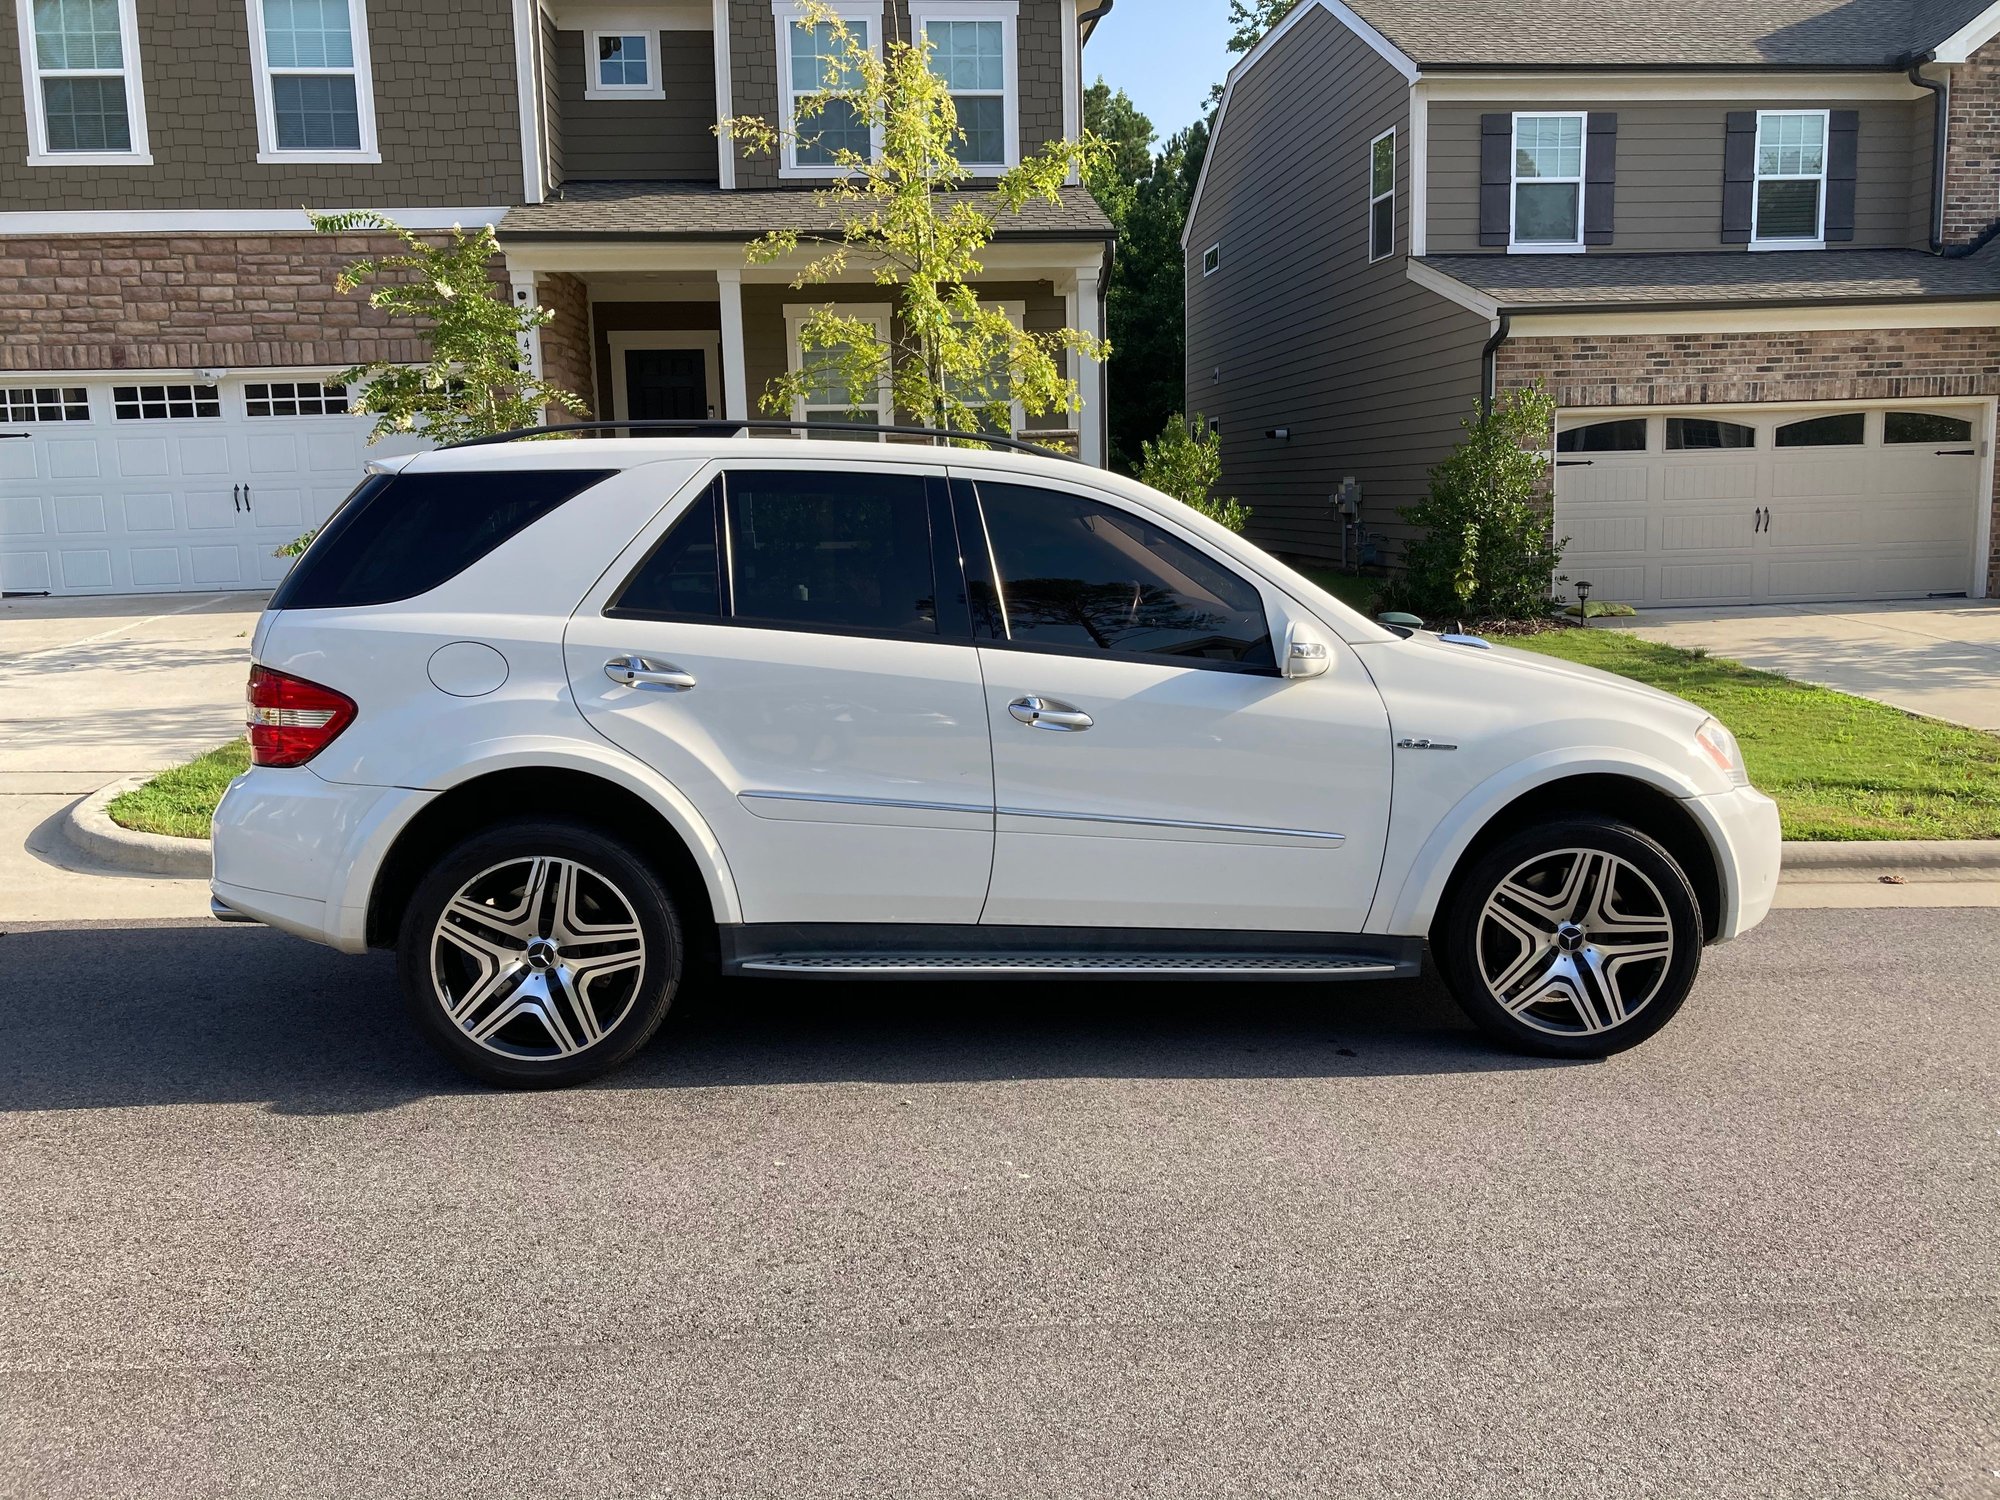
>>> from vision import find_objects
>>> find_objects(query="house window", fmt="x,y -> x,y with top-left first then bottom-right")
786,305 -> 891,437
1753,111 -> 1827,246
1666,417 -> 1755,450
1511,112 -> 1585,249
0,386 -> 89,422
914,3 -> 1018,170
113,384 -> 221,420
19,0 -> 150,164
777,1 -> 878,176
1884,412 -> 1974,445
586,29 -> 662,99
1775,412 -> 1864,447
247,0 -> 378,161
1368,127 -> 1395,261
1556,418 -> 1647,453
245,380 -> 350,417
1202,243 -> 1220,276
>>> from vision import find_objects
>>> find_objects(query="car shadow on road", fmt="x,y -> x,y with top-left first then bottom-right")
0,921 -> 1583,1116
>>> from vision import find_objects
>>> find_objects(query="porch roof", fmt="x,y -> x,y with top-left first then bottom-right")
497,181 -> 1115,243
1417,248 -> 2000,315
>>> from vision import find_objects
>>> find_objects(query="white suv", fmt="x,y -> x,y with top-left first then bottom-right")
211,433 -> 1781,1087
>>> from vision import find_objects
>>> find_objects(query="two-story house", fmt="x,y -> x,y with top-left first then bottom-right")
0,0 -> 1112,597
1185,0 -> 2000,608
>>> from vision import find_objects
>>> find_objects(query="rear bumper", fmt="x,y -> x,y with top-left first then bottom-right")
210,766 -> 435,953
1694,784 -> 1783,942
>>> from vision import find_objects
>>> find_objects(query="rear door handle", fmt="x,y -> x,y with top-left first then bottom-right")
604,653 -> 697,691
1008,695 -> 1092,731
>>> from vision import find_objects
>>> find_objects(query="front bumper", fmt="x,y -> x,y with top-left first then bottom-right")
210,766 -> 435,953
1693,783 -> 1783,941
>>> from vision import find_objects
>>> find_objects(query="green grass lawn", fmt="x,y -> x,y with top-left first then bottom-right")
107,738 -> 251,840
1509,631 -> 2000,841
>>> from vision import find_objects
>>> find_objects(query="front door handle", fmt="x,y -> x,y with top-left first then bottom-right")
1008,695 -> 1092,731
604,653 -> 697,691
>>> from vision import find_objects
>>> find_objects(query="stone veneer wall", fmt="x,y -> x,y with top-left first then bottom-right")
1495,325 -> 2000,594
535,272 -> 595,415
1945,44 -> 2000,247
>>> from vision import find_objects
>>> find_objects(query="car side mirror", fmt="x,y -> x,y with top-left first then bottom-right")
1283,621 -> 1333,679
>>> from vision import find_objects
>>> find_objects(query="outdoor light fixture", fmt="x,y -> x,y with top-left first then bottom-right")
1575,580 -> 1593,620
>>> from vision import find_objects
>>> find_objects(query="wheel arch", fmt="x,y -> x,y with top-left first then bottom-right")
361,750 -> 741,950
1377,754 -> 1728,943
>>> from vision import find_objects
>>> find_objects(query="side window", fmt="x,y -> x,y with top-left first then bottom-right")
966,482 -> 1275,671
722,470 -> 938,636
608,483 -> 722,621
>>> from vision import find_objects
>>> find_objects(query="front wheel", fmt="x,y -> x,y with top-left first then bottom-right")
1438,818 -> 1703,1058
398,818 -> 683,1087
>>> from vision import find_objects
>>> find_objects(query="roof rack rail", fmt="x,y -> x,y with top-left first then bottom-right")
442,418 -> 1078,461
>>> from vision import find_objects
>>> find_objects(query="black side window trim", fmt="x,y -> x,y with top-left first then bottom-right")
604,476 -> 725,624
952,475 -> 1281,678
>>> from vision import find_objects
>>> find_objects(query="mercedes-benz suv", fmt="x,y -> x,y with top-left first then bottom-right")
211,432 -> 1781,1087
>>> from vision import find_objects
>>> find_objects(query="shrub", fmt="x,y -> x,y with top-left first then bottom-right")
1383,385 -> 1565,621
1138,414 -> 1250,532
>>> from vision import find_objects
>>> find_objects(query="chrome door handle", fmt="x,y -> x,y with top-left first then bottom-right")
1008,695 -> 1092,731
604,653 -> 697,691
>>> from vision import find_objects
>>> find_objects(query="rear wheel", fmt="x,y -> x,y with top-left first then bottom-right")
397,818 -> 682,1087
1438,818 -> 1703,1058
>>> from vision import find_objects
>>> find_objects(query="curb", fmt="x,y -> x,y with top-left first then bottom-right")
1782,839 -> 2000,878
63,777 -> 211,879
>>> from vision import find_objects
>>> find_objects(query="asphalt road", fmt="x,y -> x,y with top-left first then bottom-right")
1,909 -> 1994,1500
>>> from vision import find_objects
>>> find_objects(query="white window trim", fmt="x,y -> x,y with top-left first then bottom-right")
245,0 -> 381,164
584,25 -> 665,101
773,0 -> 882,180
1201,243 -> 1220,276
910,0 -> 1020,172
785,302 -> 893,437
609,331 -> 725,421
1749,107 -> 1829,252
15,0 -> 152,167
1367,126 -> 1395,263
1508,110 -> 1587,255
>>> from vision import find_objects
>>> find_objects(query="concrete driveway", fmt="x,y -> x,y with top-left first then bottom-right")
0,590 -> 265,921
1613,598 -> 2000,731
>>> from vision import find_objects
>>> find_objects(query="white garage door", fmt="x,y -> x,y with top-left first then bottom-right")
0,376 -> 414,597
1554,406 -> 1986,606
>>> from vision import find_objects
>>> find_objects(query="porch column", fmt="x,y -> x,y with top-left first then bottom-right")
717,267 -> 749,421
1074,267 -> 1104,466
508,267 -> 544,379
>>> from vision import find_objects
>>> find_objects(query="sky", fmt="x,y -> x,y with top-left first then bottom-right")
1081,0 -> 1235,145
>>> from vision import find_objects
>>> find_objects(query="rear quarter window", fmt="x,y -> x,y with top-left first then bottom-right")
272,469 -> 614,610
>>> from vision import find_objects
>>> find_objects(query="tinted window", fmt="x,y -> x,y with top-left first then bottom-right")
608,484 -> 722,620
1666,418 -> 1756,451
1885,412 -> 1974,445
1775,413 -> 1865,447
969,482 -> 1275,670
272,469 -> 612,610
1557,419 -> 1647,453
722,470 -> 937,635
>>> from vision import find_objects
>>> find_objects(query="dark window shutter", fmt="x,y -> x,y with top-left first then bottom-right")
1824,109 -> 1858,241
1479,113 -> 1511,246
1722,110 -> 1755,244
1584,112 -> 1617,245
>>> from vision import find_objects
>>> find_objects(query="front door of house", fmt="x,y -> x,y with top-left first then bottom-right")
625,349 -> 710,421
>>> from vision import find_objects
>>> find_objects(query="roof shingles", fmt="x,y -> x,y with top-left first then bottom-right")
1420,249 -> 2000,309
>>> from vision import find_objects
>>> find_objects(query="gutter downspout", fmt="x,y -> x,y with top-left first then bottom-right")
1906,54 -> 1947,254
1480,312 -> 1511,416
1078,0 -> 1113,33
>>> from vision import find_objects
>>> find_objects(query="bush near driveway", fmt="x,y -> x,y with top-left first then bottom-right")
107,739 -> 250,840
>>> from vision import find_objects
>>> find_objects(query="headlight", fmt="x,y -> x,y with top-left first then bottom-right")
1694,717 -> 1749,786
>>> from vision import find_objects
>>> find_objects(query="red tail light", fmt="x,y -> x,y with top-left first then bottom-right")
246,665 -> 357,768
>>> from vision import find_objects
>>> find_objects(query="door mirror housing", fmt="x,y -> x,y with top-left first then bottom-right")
1283,621 -> 1334,679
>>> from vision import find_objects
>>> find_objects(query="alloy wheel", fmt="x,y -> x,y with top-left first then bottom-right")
429,856 -> 648,1060
1475,847 -> 1678,1037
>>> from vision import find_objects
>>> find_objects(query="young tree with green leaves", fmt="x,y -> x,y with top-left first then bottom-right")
307,211 -> 587,446
719,0 -> 1108,442
1138,413 -> 1249,532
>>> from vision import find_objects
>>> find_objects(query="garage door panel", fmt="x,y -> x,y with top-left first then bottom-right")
58,550 -> 113,590
1,495 -> 47,535
190,545 -> 245,584
1771,460 -> 1868,499
177,435 -> 232,476
1662,511 -> 1757,551
1659,561 -> 1758,602
0,442 -> 36,482
46,439 -> 100,479
124,492 -> 176,532
130,548 -> 182,587
1664,462 -> 1758,502
248,486 -> 306,530
53,495 -> 108,535
1567,515 -> 1649,553
1564,466 -> 1650,504
115,437 -> 171,478
256,549 -> 300,585
1767,506 -> 1871,548
1,552 -> 52,592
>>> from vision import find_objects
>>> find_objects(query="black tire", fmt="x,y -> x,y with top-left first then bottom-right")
1437,817 -> 1703,1059
397,817 -> 683,1088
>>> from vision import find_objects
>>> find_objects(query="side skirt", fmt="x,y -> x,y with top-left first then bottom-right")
718,924 -> 1425,982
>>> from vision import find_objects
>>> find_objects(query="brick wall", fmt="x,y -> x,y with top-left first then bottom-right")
536,272 -> 594,416
1945,45 -> 2000,247
1496,325 -> 2000,594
